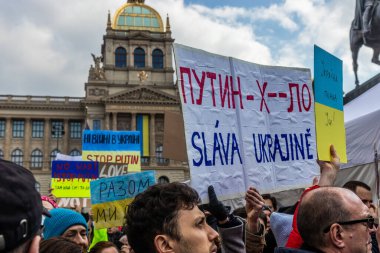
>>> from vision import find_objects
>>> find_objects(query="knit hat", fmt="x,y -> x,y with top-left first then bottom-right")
43,208 -> 87,239
0,159 -> 45,252
270,212 -> 294,247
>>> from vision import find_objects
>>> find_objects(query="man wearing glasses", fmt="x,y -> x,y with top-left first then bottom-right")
276,187 -> 375,253
343,181 -> 379,253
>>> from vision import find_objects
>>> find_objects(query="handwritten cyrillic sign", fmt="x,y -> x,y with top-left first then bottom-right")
51,161 -> 99,198
82,130 -> 141,172
174,43 -> 318,201
314,45 -> 346,163
90,171 -> 156,228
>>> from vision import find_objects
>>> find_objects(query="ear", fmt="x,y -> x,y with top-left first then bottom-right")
329,224 -> 345,249
28,235 -> 41,253
154,234 -> 175,253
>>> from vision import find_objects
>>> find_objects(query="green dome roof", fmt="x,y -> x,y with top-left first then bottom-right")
113,2 -> 164,32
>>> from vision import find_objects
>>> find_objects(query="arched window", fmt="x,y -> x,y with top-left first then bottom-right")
70,149 -> 81,156
158,176 -> 170,184
152,49 -> 164,69
31,149 -> 43,169
11,149 -> 23,166
0,149 -> 3,159
50,149 -> 59,169
134,47 -> 145,68
115,47 -> 127,67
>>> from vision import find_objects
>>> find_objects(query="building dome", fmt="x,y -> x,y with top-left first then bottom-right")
113,0 -> 164,32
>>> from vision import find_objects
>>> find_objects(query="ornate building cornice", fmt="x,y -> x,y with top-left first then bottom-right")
103,86 -> 179,105
0,95 -> 84,111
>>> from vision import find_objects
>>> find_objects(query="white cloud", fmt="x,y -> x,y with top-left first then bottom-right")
0,0 -> 377,96
153,0 -> 273,64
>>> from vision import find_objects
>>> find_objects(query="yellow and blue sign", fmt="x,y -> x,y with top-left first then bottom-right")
314,45 -> 347,163
90,171 -> 156,228
51,160 -> 99,198
82,130 -> 141,172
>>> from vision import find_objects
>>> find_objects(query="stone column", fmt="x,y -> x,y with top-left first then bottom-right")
131,113 -> 136,130
4,117 -> 12,160
112,112 -> 117,130
129,45 -> 133,67
105,113 -> 110,130
43,119 -> 51,171
147,44 -> 152,68
150,113 -> 156,160
23,118 -> 31,168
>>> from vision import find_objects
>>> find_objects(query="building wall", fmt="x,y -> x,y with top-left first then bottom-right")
0,2 -> 189,196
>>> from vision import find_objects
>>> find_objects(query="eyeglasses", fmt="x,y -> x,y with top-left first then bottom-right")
323,216 -> 375,233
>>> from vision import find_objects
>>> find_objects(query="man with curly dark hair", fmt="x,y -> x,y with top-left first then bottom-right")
126,182 -> 219,253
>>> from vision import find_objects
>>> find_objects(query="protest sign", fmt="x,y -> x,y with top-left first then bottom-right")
99,162 -> 128,178
57,197 -> 91,209
90,171 -> 156,228
56,153 -> 82,161
51,161 -> 99,198
314,45 -> 347,163
82,130 -> 141,172
174,43 -> 318,201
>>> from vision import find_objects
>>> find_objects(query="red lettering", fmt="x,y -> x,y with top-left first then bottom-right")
207,72 -> 217,107
132,155 -> 139,164
256,80 -> 270,113
192,69 -> 206,105
288,83 -> 301,112
179,67 -> 194,104
302,84 -> 311,111
231,76 -> 244,109
219,74 -> 231,108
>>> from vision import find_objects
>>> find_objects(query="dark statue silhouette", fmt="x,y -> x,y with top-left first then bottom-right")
350,0 -> 379,87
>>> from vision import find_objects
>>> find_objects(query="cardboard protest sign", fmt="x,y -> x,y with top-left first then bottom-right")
90,171 -> 156,229
57,197 -> 91,209
99,162 -> 128,178
174,43 -> 318,201
56,153 -> 82,161
314,45 -> 347,163
82,130 -> 141,172
56,163 -> 129,208
51,161 -> 99,198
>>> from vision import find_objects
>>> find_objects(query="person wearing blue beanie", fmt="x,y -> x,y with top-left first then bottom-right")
43,208 -> 88,251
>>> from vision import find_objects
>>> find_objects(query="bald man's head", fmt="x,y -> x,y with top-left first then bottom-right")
297,187 -> 363,248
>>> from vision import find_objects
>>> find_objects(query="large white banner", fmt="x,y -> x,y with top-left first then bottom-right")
174,44 -> 318,202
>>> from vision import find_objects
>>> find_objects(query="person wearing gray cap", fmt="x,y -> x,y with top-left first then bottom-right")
0,159 -> 49,253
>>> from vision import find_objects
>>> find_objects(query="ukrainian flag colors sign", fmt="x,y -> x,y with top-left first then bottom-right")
82,130 -> 141,172
314,45 -> 347,163
51,161 -> 99,198
136,114 -> 150,157
90,171 -> 156,229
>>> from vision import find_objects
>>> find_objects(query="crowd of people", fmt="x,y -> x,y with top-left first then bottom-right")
0,145 -> 379,253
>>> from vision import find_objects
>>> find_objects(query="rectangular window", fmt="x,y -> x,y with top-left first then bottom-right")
135,17 -> 143,26
12,120 -> 24,138
93,120 -> 101,130
0,119 -> 5,138
32,120 -> 44,138
51,120 -> 64,138
70,121 -> 82,139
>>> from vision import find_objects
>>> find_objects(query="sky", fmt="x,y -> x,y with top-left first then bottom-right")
0,0 -> 378,97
